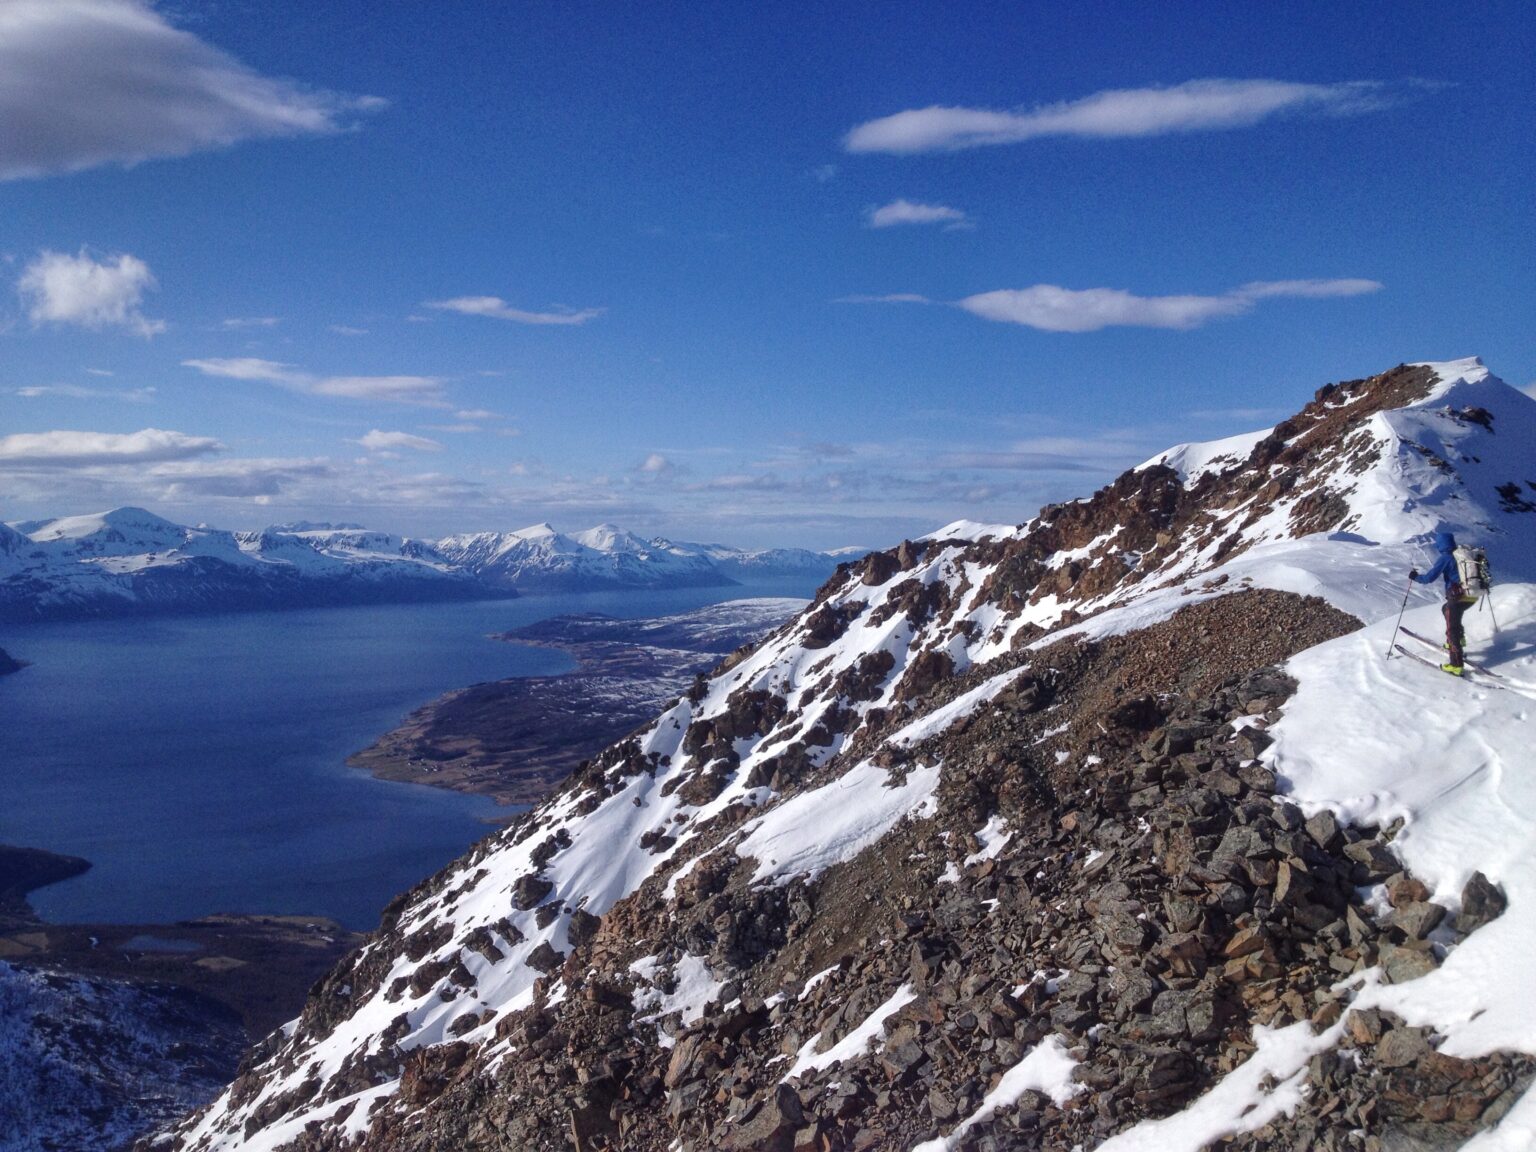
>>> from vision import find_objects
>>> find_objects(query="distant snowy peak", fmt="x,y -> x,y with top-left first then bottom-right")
435,523 -> 847,591
573,523 -> 651,554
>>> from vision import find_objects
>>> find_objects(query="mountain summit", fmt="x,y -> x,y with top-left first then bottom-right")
161,359 -> 1536,1152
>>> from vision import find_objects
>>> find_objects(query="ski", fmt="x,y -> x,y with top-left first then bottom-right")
1399,628 -> 1513,683
1394,645 -> 1499,691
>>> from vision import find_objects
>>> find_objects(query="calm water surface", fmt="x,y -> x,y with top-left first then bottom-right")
0,582 -> 811,929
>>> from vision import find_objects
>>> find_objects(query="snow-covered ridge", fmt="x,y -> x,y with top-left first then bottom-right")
165,359 -> 1536,1151
0,513 -> 850,621
0,508 -> 484,623
433,522 -> 847,592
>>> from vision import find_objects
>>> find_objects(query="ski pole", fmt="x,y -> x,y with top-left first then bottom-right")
1385,577 -> 1412,660
1485,583 -> 1499,634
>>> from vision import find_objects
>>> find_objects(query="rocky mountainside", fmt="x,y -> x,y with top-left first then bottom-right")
0,513 -> 844,622
0,961 -> 246,1152
157,358 -> 1536,1152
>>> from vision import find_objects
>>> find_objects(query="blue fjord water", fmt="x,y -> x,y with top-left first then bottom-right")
0,583 -> 810,930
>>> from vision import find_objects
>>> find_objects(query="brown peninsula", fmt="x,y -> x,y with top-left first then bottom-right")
349,598 -> 806,806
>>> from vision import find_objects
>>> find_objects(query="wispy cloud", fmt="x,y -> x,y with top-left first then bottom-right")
1188,406 -> 1289,422
14,383 -> 156,402
639,452 -> 673,474
956,278 -> 1382,332
424,296 -> 604,326
0,0 -> 384,181
18,249 -> 165,337
867,200 -> 970,229
182,357 -> 450,407
845,78 -> 1402,154
832,293 -> 934,305
0,428 -> 221,467
357,429 -> 442,453
329,324 -> 368,336
222,316 -> 280,330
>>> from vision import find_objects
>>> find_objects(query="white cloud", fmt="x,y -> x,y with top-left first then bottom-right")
357,429 -> 442,453
0,428 -> 221,467
1235,278 -> 1386,299
639,452 -> 672,474
329,324 -> 368,336
182,357 -> 450,407
312,376 -> 448,404
867,200 -> 969,229
141,457 -> 334,499
0,0 -> 384,181
956,278 -> 1381,332
424,296 -> 604,326
845,78 -> 1397,154
454,409 -> 501,421
18,249 -> 165,336
15,383 -> 155,402
221,316 -> 280,329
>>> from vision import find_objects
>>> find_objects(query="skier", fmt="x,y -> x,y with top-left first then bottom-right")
1408,531 -> 1478,676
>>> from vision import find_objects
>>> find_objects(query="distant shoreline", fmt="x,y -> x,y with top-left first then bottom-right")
348,599 -> 804,807
0,841 -> 361,1039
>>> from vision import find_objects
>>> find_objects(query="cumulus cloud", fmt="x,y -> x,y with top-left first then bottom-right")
0,427 -> 221,467
956,278 -> 1381,332
18,249 -> 165,336
639,453 -> 672,474
182,357 -> 450,407
867,200 -> 969,229
845,78 -> 1398,154
143,457 -> 334,499
357,429 -> 442,453
424,296 -> 604,326
0,0 -> 384,181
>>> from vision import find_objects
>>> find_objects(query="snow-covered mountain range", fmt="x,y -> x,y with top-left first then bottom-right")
435,523 -> 846,592
143,358 -> 1536,1150
0,508 -> 489,623
0,513 -> 847,623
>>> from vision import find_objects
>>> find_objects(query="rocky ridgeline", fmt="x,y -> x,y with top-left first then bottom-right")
231,591 -> 1524,1152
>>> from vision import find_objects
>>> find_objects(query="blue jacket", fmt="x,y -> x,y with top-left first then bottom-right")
1413,531 -> 1459,592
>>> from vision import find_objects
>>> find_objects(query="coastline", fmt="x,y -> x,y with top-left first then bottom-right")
346,633 -> 712,806
347,599 -> 805,806
0,842 -> 362,1038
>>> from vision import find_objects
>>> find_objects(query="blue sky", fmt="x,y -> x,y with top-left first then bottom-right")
1,1 -> 1532,549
